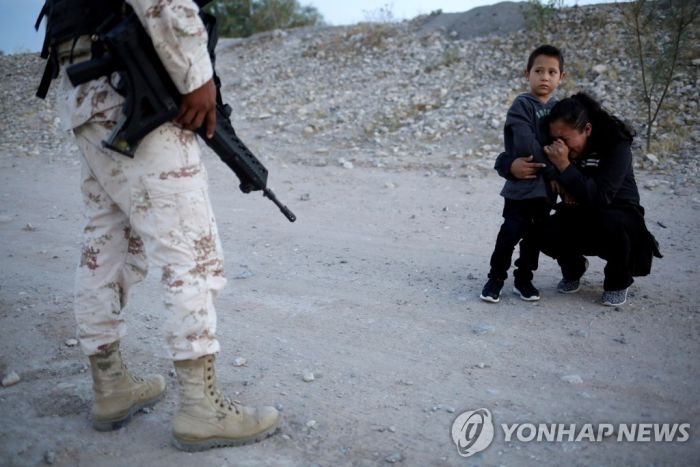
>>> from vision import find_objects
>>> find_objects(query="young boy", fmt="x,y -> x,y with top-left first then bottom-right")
480,45 -> 565,303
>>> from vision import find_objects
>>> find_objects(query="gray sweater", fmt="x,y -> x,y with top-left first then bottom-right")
496,93 -> 557,200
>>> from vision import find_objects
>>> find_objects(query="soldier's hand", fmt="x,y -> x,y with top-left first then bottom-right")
510,156 -> 546,180
176,79 -> 217,138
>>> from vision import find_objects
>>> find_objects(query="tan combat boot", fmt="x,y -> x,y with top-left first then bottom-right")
88,341 -> 166,431
172,355 -> 280,451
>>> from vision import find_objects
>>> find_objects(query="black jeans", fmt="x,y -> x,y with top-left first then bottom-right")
488,198 -> 552,282
538,204 -> 648,291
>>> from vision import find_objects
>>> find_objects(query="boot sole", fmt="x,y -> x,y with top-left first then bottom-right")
172,423 -> 280,452
92,390 -> 166,432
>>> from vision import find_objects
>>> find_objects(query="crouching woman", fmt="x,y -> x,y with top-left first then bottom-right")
539,93 -> 661,306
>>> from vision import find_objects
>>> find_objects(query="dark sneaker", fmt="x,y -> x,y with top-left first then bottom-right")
557,278 -> 581,294
601,288 -> 628,306
557,258 -> 588,294
480,279 -> 504,303
513,280 -> 540,301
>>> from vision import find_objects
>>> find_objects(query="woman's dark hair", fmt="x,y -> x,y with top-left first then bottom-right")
547,92 -> 635,146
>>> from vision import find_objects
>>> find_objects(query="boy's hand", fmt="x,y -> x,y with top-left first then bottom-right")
510,156 -> 546,179
175,79 -> 217,138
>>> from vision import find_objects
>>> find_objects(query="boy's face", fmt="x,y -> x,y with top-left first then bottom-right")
525,55 -> 564,101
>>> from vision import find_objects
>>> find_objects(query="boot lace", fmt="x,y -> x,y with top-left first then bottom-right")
206,358 -> 241,414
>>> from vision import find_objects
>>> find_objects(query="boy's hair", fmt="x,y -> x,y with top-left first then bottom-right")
526,45 -> 564,73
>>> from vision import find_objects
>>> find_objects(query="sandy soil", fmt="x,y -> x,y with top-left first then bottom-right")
1,135 -> 699,466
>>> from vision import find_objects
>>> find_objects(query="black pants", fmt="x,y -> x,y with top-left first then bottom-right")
538,204 -> 650,291
488,198 -> 551,282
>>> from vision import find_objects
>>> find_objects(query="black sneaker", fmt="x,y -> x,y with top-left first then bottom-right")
480,279 -> 504,303
513,280 -> 541,301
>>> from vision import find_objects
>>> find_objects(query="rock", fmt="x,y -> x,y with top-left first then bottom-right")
303,371 -> 315,382
233,357 -> 247,367
305,419 -> 318,430
44,451 -> 56,465
592,64 -> 608,74
644,153 -> 659,165
561,374 -> 583,385
23,223 -> 37,231
231,264 -> 255,280
570,330 -> 587,338
2,371 -> 20,387
64,338 -> 79,347
338,158 -> 354,169
385,452 -> 403,463
471,324 -> 495,335
299,193 -> 311,201
303,125 -> 316,137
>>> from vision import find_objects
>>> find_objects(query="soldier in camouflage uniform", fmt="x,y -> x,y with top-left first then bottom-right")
47,0 -> 279,451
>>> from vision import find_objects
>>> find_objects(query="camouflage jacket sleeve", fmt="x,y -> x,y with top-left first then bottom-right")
126,0 -> 213,94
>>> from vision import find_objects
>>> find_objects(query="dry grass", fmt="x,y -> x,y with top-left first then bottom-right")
302,24 -> 398,59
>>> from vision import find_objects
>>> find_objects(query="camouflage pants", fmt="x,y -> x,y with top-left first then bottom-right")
73,121 -> 225,360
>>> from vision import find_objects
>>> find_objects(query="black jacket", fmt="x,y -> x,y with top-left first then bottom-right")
558,140 -> 640,208
556,139 -> 661,276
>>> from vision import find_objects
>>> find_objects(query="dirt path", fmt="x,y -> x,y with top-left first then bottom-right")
1,148 -> 699,466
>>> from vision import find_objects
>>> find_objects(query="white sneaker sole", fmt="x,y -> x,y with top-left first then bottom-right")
513,286 -> 540,301
479,294 -> 500,303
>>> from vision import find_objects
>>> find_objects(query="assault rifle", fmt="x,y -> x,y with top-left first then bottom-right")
66,11 -> 296,222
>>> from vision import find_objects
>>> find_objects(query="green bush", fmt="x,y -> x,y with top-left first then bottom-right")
206,0 -> 324,38
523,0 -> 564,38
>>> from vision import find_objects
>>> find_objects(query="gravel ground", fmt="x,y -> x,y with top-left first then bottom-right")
1,2 -> 699,466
